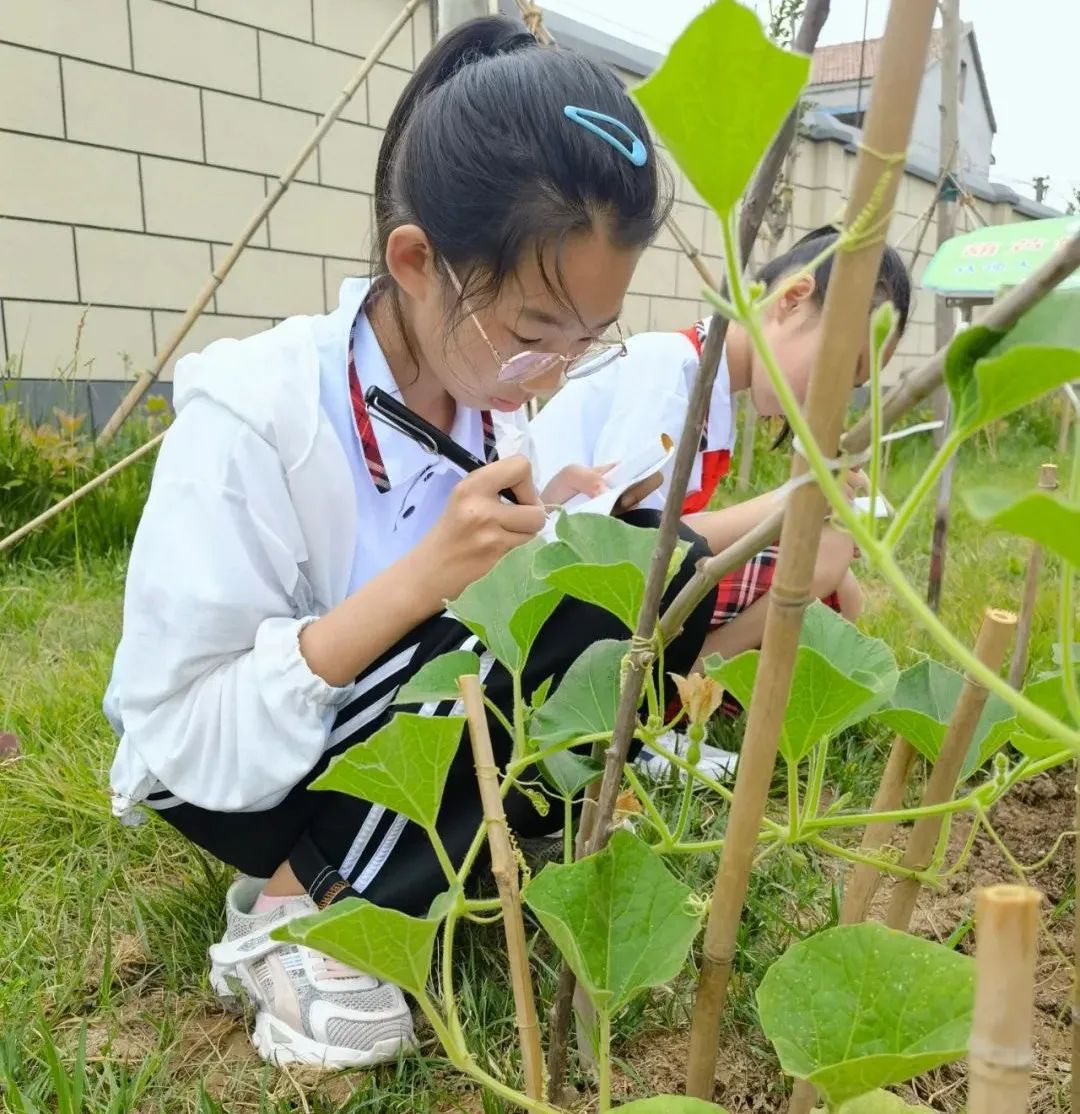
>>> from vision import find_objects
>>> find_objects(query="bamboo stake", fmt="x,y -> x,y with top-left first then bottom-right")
883,608 -> 1016,931
0,430 -> 166,555
93,0 -> 424,446
666,213 -> 721,291
839,734 -> 918,924
842,232 -> 1080,458
545,4 -> 834,1094
968,885 -> 1042,1114
685,3 -> 938,1099
458,674 -> 545,1102
1007,463 -> 1058,687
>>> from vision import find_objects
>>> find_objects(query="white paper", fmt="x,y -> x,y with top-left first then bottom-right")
852,494 -> 893,519
541,434 -> 674,541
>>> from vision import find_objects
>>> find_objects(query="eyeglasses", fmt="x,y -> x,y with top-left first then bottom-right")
443,262 -> 627,386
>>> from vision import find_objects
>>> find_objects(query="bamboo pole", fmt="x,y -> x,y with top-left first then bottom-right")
968,885 -> 1042,1114
93,0 -> 424,446
1007,463 -> 1058,687
839,734 -> 918,924
884,608 -> 1016,931
545,3 -> 834,1095
842,232 -> 1080,458
458,674 -> 545,1102
685,3 -> 938,1099
926,303 -> 964,614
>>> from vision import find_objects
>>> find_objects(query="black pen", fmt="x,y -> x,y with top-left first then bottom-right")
364,386 -> 521,505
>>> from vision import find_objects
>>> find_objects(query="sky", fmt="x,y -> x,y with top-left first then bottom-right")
542,0 -> 1079,212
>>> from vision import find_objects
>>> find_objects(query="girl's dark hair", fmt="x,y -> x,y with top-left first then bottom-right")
374,15 -> 668,323
760,226 -> 912,449
758,224 -> 912,334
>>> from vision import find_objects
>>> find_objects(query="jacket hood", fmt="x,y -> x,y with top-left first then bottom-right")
171,278 -> 371,471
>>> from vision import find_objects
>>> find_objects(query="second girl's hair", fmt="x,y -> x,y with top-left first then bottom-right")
760,226 -> 912,448
758,224 -> 912,333
374,15 -> 668,323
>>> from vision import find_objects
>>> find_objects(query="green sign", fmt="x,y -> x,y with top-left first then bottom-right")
921,216 -> 1080,297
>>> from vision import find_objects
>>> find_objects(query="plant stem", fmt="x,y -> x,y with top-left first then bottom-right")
787,759 -> 801,839
883,430 -> 964,547
1060,428 -> 1080,725
512,670 -> 527,760
597,1008 -> 612,1113
485,696 -> 517,744
563,796 -> 574,865
801,791 -> 978,833
442,905 -> 465,1048
801,739 -> 829,825
672,764 -> 697,844
416,991 -> 563,1114
428,827 -> 461,890
624,765 -> 674,846
809,836 -> 932,883
686,9 -> 938,1092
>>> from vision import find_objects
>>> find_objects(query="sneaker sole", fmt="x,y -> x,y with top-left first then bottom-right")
251,1010 -> 417,1069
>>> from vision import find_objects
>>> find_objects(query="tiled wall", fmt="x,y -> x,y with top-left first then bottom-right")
0,2 -> 1035,391
0,0 -> 429,384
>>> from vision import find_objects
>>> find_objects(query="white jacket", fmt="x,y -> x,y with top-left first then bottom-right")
106,278 -> 451,816
524,322 -> 733,510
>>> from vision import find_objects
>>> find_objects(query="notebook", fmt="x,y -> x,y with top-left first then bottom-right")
541,433 -> 674,541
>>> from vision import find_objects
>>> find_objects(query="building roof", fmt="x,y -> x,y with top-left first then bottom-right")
808,23 -> 996,132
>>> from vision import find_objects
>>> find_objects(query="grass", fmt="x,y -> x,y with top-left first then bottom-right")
0,400 -> 1070,1112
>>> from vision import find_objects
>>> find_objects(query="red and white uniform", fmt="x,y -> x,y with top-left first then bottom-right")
519,319 -> 735,514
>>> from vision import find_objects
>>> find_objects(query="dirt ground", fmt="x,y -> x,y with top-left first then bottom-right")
623,767 -> 1076,1113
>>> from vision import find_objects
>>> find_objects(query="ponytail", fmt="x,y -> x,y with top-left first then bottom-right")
374,17 -> 535,229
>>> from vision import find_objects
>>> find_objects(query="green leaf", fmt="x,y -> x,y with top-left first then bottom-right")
1011,672 -> 1078,763
312,713 -> 463,830
831,1091 -> 934,1114
394,650 -> 480,706
799,602 -> 898,724
273,898 -> 437,999
449,538 -> 562,672
757,922 -> 974,1106
706,647 -> 875,763
617,1100 -> 728,1113
535,514 -> 686,631
523,829 -> 702,1013
531,639 -> 627,748
994,290 -> 1080,353
540,749 -> 604,798
942,325 -> 1004,417
954,345 -> 1080,435
530,675 -> 554,709
634,0 -> 808,219
873,660 -> 1016,777
963,487 -> 1080,569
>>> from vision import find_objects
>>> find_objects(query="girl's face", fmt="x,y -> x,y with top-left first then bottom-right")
748,274 -> 898,415
387,224 -> 638,412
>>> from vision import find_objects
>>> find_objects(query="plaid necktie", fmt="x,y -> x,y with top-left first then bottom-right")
347,306 -> 498,493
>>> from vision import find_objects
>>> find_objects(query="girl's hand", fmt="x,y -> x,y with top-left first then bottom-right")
414,455 -> 546,603
843,468 -> 870,502
540,462 -> 615,506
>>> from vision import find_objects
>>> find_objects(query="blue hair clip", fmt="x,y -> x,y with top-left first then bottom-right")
563,105 -> 648,167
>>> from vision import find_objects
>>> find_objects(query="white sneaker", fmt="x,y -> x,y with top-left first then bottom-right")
635,730 -> 738,782
208,877 -> 416,1068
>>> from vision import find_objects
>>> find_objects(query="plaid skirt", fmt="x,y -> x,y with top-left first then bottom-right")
710,545 -> 842,716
